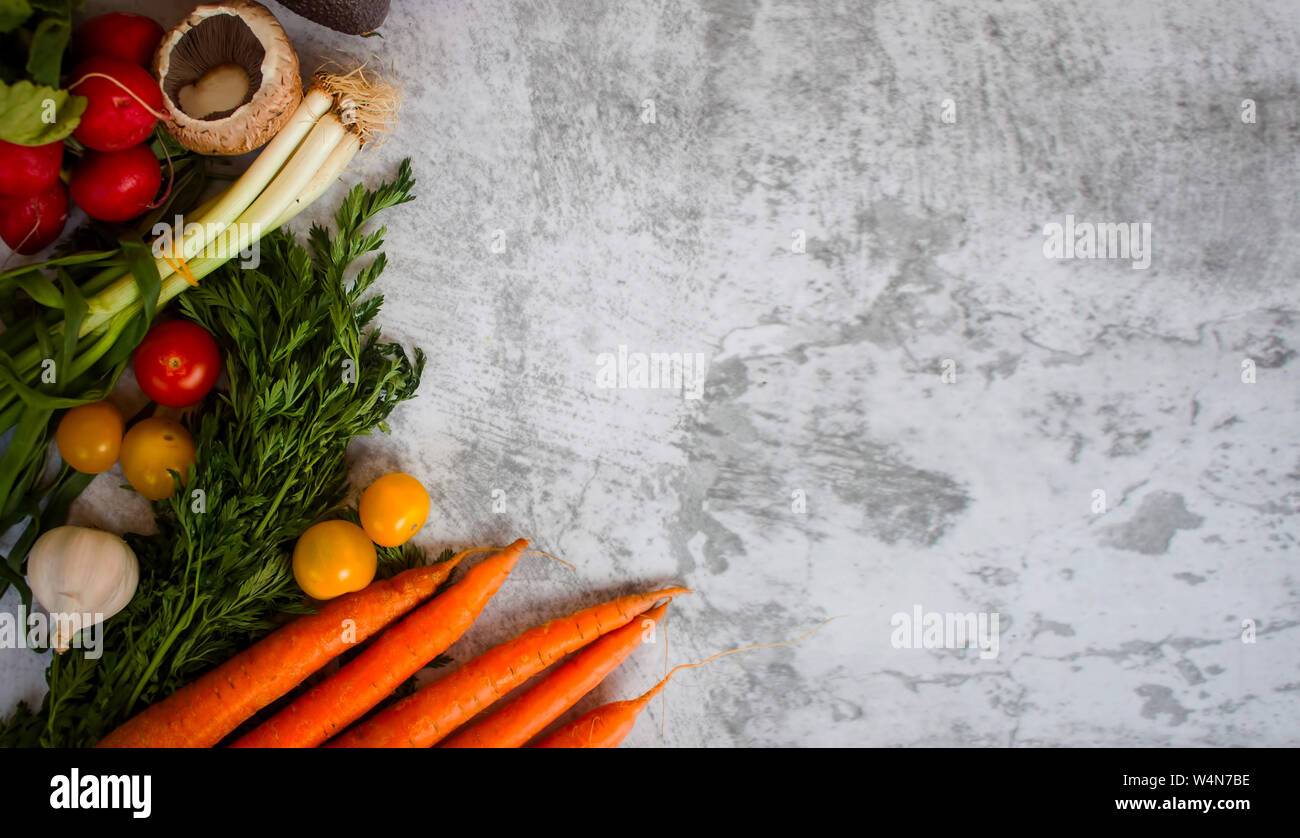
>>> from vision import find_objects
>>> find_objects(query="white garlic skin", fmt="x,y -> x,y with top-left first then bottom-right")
26,525 -> 139,653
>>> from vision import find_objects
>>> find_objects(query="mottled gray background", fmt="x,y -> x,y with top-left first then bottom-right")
2,0 -> 1298,746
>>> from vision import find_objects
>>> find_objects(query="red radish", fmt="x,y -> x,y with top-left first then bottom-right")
67,56 -> 163,152
70,145 -> 160,222
72,13 -> 165,67
0,183 -> 69,255
0,139 -> 64,197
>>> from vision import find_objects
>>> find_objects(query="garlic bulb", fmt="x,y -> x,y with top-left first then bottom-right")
26,525 -> 139,653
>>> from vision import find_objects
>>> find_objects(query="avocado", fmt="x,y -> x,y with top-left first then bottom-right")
274,0 -> 390,35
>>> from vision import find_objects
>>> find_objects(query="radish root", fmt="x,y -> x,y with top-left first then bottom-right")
67,72 -> 170,120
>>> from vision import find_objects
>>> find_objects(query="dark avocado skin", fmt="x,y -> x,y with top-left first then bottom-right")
275,0 -> 390,35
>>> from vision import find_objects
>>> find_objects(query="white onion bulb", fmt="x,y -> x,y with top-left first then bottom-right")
26,525 -> 138,653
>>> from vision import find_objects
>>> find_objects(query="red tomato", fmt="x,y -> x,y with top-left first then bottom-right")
133,321 -> 221,408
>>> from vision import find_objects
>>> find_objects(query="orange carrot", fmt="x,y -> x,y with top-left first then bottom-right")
231,539 -> 531,748
440,600 -> 672,748
326,585 -> 691,748
95,557 -> 466,748
533,620 -> 832,748
532,674 -> 672,748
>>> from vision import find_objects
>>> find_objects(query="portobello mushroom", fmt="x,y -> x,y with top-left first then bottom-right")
154,0 -> 302,155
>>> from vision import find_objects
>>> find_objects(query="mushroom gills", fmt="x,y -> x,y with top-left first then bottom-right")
179,63 -> 250,119
160,12 -> 265,122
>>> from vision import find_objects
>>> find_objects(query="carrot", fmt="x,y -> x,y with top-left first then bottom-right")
95,556 -> 467,748
533,620 -> 832,748
231,539 -> 531,748
325,585 -> 692,748
531,675 -> 671,748
440,600 -> 672,748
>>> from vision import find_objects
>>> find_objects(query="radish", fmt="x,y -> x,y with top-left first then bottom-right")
0,139 -> 64,197
67,56 -> 164,152
0,183 -> 69,255
69,145 -> 161,222
72,12 -> 165,67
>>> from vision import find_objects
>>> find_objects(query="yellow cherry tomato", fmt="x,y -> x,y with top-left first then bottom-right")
119,417 -> 195,501
358,472 -> 430,547
293,520 -> 377,600
55,401 -> 125,474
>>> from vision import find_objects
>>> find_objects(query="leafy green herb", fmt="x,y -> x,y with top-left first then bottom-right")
0,0 -> 33,34
0,0 -> 79,126
23,14 -> 68,86
0,162 -> 425,748
0,79 -> 85,144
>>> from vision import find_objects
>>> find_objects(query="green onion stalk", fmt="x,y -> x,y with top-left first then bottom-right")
0,68 -> 396,600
